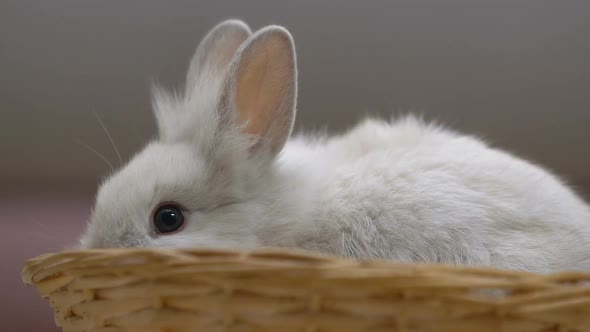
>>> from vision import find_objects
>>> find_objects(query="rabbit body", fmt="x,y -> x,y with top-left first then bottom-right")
80,20 -> 590,273
272,118 -> 590,272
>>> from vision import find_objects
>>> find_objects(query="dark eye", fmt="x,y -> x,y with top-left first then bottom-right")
153,204 -> 185,234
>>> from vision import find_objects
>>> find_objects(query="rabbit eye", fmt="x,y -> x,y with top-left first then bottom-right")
153,204 -> 185,234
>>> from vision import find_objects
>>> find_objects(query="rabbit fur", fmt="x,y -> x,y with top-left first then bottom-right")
80,19 -> 590,273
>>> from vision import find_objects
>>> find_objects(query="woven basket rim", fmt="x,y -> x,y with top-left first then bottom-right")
22,247 -> 590,332
23,247 -> 590,285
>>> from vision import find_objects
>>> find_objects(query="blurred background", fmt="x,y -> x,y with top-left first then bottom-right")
2,1 -> 589,331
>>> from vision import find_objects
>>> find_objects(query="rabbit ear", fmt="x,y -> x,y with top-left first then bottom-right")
186,19 -> 251,95
220,26 -> 297,157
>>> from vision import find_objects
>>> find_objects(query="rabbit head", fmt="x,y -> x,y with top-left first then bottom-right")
80,20 -> 298,249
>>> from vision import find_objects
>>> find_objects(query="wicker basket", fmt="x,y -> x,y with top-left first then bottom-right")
22,248 -> 590,332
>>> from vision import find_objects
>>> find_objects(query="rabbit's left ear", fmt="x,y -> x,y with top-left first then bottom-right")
220,26 -> 297,157
186,19 -> 251,94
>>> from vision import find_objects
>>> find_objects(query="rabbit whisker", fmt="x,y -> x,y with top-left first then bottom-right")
93,111 -> 123,166
74,139 -> 115,172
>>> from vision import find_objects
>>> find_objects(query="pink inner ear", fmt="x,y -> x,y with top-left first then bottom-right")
235,37 -> 292,139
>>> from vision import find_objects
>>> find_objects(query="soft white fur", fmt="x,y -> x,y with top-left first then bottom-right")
80,20 -> 590,273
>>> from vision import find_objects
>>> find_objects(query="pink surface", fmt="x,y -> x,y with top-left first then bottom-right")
2,193 -> 92,332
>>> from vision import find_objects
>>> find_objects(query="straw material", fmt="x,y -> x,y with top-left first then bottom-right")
22,248 -> 590,332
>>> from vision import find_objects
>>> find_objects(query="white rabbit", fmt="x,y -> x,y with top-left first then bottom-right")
80,19 -> 590,273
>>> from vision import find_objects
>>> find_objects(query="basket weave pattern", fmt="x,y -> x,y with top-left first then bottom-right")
22,248 -> 590,332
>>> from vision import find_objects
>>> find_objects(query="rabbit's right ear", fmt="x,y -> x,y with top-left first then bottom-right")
185,19 -> 251,95
217,26 -> 297,158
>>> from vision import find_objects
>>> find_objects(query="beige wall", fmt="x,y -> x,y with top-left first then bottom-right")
2,1 -> 590,192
